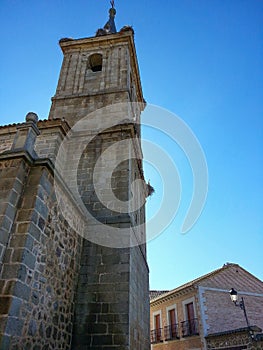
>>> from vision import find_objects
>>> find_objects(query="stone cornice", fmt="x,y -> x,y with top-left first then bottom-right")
151,285 -> 196,307
0,119 -> 70,136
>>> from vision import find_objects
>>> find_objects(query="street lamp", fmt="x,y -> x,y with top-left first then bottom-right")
229,288 -> 254,340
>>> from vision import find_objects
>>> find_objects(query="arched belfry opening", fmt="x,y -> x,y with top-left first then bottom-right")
89,53 -> 103,72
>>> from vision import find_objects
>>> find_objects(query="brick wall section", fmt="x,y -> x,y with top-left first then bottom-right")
0,160 -> 82,349
200,264 -> 263,293
202,290 -> 263,335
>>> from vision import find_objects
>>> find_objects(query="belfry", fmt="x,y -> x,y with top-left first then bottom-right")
0,3 -> 150,349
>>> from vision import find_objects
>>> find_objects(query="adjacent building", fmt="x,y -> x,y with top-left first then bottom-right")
150,263 -> 263,350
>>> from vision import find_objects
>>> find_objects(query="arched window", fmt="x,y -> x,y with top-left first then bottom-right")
89,53 -> 102,72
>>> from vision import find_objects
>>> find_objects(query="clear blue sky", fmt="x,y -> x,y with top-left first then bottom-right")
1,0 -> 262,289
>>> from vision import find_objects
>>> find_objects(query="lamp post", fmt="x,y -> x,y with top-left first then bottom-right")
229,288 -> 254,340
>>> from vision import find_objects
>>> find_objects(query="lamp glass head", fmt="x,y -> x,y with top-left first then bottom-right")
229,288 -> 238,303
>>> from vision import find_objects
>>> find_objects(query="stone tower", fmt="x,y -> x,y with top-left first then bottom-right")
0,3 -> 150,350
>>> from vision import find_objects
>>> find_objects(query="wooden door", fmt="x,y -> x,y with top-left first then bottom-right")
169,309 -> 177,337
154,314 -> 161,341
186,302 -> 195,335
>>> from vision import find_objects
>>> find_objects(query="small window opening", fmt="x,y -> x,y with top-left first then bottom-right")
89,53 -> 102,72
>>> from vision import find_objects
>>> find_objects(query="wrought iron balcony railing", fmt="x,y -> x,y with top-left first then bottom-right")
150,328 -> 163,343
181,318 -> 199,337
151,319 -> 199,343
164,323 -> 180,340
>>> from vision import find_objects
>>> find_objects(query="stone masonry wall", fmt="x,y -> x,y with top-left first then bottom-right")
77,128 -> 130,222
55,44 -> 129,96
48,33 -> 144,128
0,133 -> 15,154
1,27 -> 150,349
129,244 -> 150,350
34,120 -> 69,164
0,158 -> 83,349
207,332 -> 263,350
72,242 -> 131,349
70,123 -> 149,349
0,159 -> 29,271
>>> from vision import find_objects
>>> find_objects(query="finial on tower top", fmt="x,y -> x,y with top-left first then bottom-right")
96,1 -> 117,36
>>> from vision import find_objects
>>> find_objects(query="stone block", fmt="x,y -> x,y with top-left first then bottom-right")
113,334 -> 128,345
5,316 -> 24,336
0,228 -> 9,245
0,334 -> 10,349
0,216 -> 12,232
101,303 -> 110,314
0,297 -> 12,315
28,319 -> 37,336
17,209 -> 33,222
0,179 -> 15,192
0,244 -> 4,262
1,264 -> 19,280
13,179 -> 23,194
12,248 -> 36,269
92,335 -> 113,346
39,175 -> 52,196
110,302 -> 129,314
34,197 -> 48,220
71,334 -> 92,346
4,204 -> 16,222
97,314 -> 115,323
99,273 -> 122,284
102,254 -> 121,265
87,323 -> 107,334
87,303 -> 101,314
8,297 -> 22,318
108,323 -> 129,335
0,316 -> 7,334
0,202 -> 7,215
28,223 -> 41,241
13,281 -> 30,301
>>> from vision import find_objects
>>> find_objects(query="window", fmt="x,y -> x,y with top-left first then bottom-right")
181,298 -> 199,337
89,53 -> 102,72
155,314 -> 161,339
151,312 -> 162,343
164,306 -> 179,340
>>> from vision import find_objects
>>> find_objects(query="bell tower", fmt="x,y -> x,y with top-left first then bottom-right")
48,3 -> 150,349
48,3 -> 144,127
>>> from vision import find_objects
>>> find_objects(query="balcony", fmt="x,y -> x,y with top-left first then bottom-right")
150,328 -> 163,343
164,323 -> 180,340
151,319 -> 199,344
181,318 -> 199,337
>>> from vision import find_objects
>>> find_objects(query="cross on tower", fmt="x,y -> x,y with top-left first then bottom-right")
110,0 -> 115,8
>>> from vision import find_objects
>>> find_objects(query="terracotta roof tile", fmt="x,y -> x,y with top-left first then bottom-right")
149,290 -> 170,301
